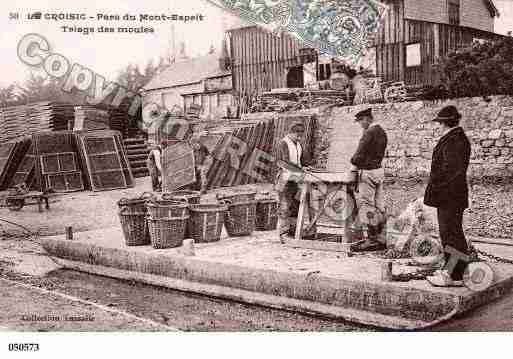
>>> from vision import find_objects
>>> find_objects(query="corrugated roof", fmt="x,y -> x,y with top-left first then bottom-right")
143,54 -> 231,91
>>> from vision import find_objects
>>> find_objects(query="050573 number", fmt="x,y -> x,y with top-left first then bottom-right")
8,343 -> 40,352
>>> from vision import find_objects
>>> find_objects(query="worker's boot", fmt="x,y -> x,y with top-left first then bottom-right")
351,225 -> 386,252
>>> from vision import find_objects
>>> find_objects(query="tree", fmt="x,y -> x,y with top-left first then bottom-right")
0,84 -> 19,107
116,57 -> 169,94
16,72 -> 84,104
440,37 -> 513,98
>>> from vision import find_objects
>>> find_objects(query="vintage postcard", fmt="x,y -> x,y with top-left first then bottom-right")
0,0 -> 512,357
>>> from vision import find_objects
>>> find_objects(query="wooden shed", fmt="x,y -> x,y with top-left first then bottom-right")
373,0 -> 503,87
228,25 -> 304,95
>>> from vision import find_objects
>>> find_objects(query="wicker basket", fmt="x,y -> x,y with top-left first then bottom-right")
224,200 -> 257,237
216,190 -> 257,204
117,192 -> 154,213
146,199 -> 188,219
147,216 -> 188,249
117,193 -> 154,246
164,190 -> 201,205
188,203 -> 227,243
255,199 -> 279,231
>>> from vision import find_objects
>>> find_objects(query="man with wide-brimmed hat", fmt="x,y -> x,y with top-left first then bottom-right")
350,107 -> 388,251
275,121 -> 311,238
425,105 -> 471,287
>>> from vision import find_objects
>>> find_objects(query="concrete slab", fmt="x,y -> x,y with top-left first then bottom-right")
40,227 -> 513,330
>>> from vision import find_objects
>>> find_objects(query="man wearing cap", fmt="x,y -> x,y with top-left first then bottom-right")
350,108 -> 388,251
147,141 -> 165,192
275,122 -> 311,238
425,105 -> 471,287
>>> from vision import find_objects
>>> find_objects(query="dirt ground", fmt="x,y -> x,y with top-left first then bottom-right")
0,276 -> 169,331
0,269 -> 371,332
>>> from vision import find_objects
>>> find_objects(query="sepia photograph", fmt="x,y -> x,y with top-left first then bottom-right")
1,0 -> 513,357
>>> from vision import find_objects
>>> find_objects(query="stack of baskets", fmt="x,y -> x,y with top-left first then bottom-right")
117,193 -> 154,246
146,196 -> 189,249
188,203 -> 228,243
223,200 -> 257,237
117,189 -> 279,249
217,189 -> 258,237
255,197 -> 279,231
216,190 -> 256,204
164,190 -> 202,238
164,190 -> 201,205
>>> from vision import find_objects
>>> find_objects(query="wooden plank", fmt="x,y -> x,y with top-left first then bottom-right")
398,0 -> 404,44
162,142 -> 195,192
385,2 -> 391,44
399,41 -> 405,82
294,182 -> 310,240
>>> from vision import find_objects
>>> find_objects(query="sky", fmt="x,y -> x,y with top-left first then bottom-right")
0,0 -> 512,88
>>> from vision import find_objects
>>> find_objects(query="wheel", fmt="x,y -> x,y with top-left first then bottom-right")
6,198 -> 25,211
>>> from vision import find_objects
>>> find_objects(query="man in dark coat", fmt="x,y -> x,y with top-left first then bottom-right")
350,108 -> 388,251
425,105 -> 471,287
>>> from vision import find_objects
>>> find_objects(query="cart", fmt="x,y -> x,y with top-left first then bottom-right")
5,191 -> 51,212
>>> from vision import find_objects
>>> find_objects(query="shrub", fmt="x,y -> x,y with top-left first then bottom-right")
440,36 -> 513,98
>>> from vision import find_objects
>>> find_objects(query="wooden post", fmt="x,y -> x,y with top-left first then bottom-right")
295,182 -> 310,240
66,226 -> 73,241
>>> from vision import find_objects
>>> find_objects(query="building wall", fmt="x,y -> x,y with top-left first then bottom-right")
460,0 -> 494,32
375,19 -> 501,86
307,96 -> 513,180
142,83 -> 203,116
142,83 -> 203,143
183,91 -> 236,119
229,26 -> 301,95
404,0 -> 448,24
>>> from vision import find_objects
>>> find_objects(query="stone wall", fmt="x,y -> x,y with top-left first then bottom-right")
294,95 -> 513,180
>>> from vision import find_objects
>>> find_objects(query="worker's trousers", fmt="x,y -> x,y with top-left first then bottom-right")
357,168 -> 385,232
278,181 -> 300,236
147,162 -> 161,192
437,206 -> 469,281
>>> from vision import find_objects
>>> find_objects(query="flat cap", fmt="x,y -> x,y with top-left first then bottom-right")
433,105 -> 461,122
355,108 -> 372,121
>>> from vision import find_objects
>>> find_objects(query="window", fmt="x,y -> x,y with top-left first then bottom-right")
448,0 -> 460,25
317,64 -> 332,81
406,43 -> 421,67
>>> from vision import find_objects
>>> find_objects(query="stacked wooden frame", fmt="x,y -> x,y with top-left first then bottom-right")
34,131 -> 85,193
0,138 -> 32,190
203,114 -> 315,189
75,130 -> 134,191
0,102 -> 74,143
1,130 -> 133,193
162,142 -> 196,192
